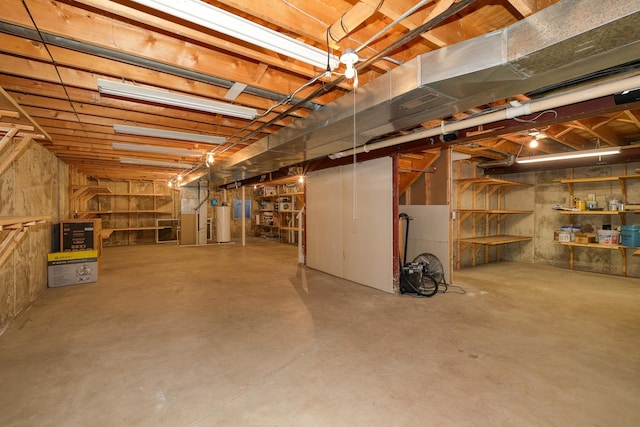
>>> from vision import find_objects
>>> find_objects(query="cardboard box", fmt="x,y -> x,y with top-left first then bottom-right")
574,233 -> 597,244
48,250 -> 98,287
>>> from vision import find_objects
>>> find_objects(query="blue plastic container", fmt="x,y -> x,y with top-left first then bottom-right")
621,225 -> 640,247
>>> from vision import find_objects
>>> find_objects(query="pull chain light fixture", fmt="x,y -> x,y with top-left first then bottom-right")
340,48 -> 360,89
206,152 -> 215,167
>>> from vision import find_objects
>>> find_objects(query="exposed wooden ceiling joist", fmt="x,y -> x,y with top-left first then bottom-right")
0,0 -> 637,182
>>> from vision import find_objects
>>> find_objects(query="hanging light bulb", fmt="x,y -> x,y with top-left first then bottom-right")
167,180 -> 173,188
206,152 -> 215,166
340,48 -> 359,84
344,66 -> 356,79
177,174 -> 183,182
298,175 -> 305,183
529,138 -> 539,148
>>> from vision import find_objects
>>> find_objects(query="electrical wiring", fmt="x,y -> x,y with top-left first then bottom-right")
203,0 -> 477,175
512,110 -> 559,124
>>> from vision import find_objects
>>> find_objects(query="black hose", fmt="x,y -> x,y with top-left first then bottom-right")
399,213 -> 409,265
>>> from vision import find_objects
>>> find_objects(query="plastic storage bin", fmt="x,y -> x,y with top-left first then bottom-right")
597,229 -> 619,245
621,225 -> 640,247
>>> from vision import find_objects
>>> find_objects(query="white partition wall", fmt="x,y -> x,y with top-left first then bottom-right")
307,157 -> 394,293
398,205 -> 451,285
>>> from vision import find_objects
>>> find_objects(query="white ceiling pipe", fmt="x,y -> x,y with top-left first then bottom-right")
329,73 -> 640,159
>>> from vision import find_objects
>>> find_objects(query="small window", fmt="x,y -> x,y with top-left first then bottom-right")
233,199 -> 251,220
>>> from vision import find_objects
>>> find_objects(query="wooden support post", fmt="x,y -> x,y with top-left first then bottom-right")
620,247 -> 627,277
568,245 -> 574,270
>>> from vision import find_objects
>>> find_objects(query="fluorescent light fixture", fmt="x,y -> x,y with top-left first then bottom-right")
129,0 -> 338,70
224,82 -> 247,101
113,142 -> 202,157
113,124 -> 226,144
98,79 -> 258,119
516,147 -> 621,164
119,157 -> 193,169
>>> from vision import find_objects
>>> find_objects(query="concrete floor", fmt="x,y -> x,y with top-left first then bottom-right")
1,240 -> 639,426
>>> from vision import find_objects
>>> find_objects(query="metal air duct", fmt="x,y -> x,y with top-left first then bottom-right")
211,0 -> 640,185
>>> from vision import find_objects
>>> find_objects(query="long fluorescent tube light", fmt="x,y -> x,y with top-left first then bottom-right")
113,142 -> 202,157
516,147 -> 621,164
129,0 -> 339,70
113,124 -> 225,144
119,157 -> 193,169
98,79 -> 258,119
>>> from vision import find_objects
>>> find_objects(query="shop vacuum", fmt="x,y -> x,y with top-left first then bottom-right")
399,213 -> 447,297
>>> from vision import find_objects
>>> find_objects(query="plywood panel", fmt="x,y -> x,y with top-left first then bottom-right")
342,159 -> 394,293
180,214 -> 197,246
307,157 -> 394,293
306,167 -> 344,277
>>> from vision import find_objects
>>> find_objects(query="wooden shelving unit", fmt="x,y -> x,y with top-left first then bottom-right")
560,242 -> 628,276
255,178 -> 305,244
455,177 -> 533,269
554,175 -> 640,210
70,180 -> 175,245
553,174 -> 640,276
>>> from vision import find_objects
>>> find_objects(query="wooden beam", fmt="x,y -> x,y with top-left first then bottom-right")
4,0 -> 345,98
0,87 -> 50,140
569,118 -> 623,146
0,127 -> 19,153
0,109 -> 20,119
327,0 -> 383,46
623,110 -> 640,130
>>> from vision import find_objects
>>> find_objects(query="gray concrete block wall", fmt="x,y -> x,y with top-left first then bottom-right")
0,141 -> 69,329
455,161 -> 640,277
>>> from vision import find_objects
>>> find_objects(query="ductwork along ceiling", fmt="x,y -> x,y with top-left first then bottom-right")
1,0 -> 639,186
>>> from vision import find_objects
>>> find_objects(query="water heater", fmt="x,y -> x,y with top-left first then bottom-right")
215,206 -> 231,243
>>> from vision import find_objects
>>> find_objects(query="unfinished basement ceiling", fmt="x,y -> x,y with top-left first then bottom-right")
1,0 -> 640,185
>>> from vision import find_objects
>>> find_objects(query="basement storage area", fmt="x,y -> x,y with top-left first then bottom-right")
2,1 -> 640,426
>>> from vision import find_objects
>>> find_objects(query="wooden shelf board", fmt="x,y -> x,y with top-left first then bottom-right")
554,177 -> 619,184
458,235 -> 532,245
554,175 -> 640,184
71,185 -> 111,190
618,175 -> 640,181
0,215 -> 50,230
559,242 -> 627,250
454,177 -> 531,187
94,193 -> 171,197
458,209 -> 533,214
280,227 -> 303,231
105,226 -> 170,232
79,210 -> 171,214
556,210 -> 629,215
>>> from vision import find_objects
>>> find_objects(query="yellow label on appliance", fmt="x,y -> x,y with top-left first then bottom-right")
48,250 -> 98,262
